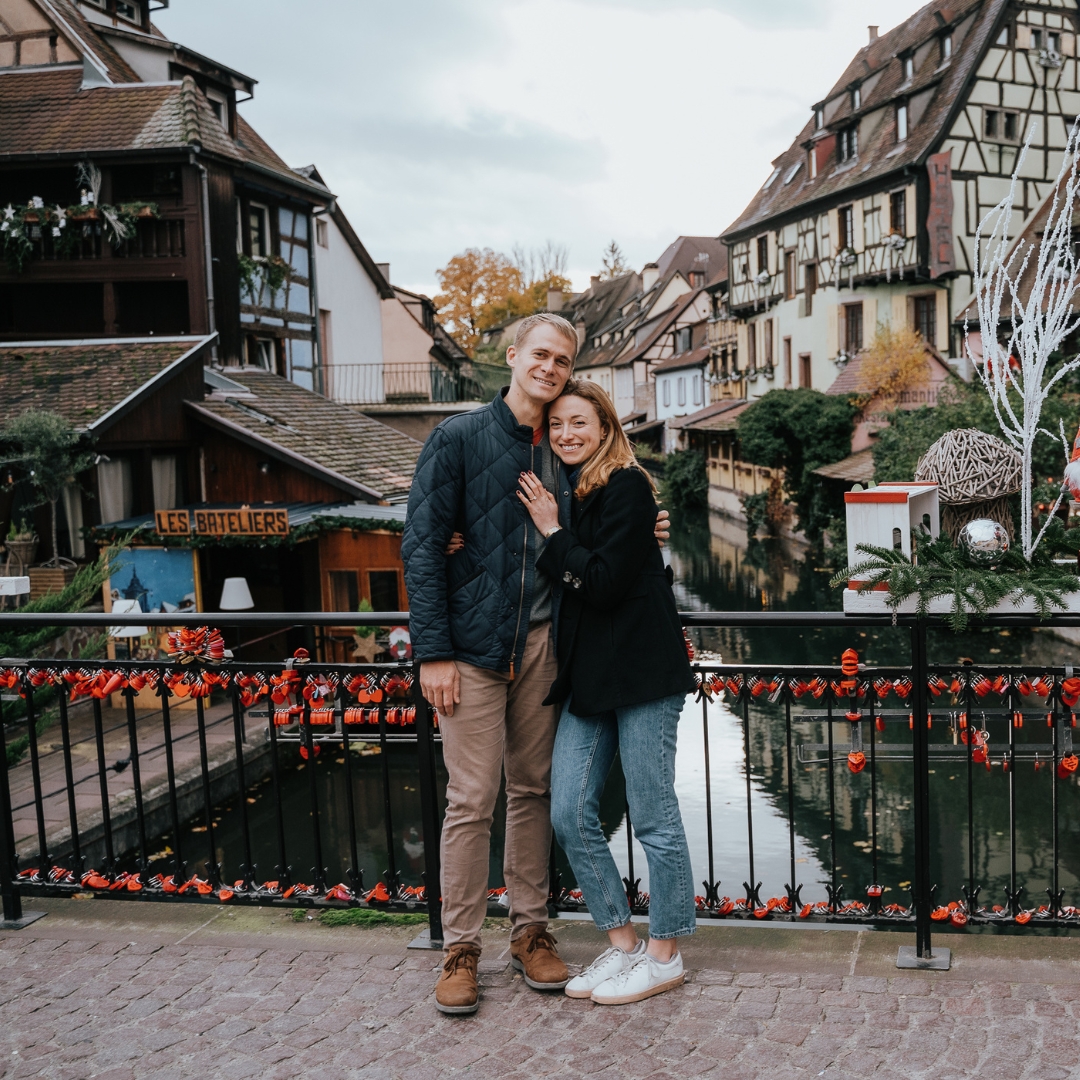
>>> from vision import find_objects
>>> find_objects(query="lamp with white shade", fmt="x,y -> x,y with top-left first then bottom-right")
219,577 -> 254,610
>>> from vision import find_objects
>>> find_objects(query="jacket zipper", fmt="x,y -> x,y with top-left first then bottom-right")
508,441 -> 534,680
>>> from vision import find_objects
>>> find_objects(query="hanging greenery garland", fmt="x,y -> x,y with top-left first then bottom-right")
0,196 -> 159,273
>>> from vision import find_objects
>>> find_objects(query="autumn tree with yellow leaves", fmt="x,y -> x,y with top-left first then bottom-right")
434,243 -> 571,355
856,325 -> 930,406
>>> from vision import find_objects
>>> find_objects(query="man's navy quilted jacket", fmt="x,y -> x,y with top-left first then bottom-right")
402,389 -> 571,675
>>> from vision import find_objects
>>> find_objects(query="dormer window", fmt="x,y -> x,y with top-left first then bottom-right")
838,125 -> 858,162
81,0 -> 144,27
941,33 -> 953,61
815,107 -> 824,130
809,146 -> 818,178
852,85 -> 861,110
896,102 -> 909,142
902,54 -> 914,81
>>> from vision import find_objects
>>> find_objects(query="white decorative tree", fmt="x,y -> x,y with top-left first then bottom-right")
971,121 -> 1080,559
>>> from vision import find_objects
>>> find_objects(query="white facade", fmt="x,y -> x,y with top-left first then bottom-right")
655,363 -> 707,421
313,213 -> 384,369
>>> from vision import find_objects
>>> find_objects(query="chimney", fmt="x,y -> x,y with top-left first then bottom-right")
868,25 -> 879,42
575,317 -> 586,347
590,275 -> 601,291
547,287 -> 564,312
376,262 -> 391,283
641,262 -> 660,293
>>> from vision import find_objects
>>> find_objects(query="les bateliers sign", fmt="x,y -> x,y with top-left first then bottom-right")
154,507 -> 290,537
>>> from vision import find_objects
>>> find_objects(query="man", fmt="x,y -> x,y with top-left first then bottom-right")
403,312 -> 667,1014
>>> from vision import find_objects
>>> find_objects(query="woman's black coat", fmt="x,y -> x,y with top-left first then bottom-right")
537,466 -> 696,717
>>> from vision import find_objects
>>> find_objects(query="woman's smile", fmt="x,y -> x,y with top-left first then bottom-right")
548,394 -> 604,465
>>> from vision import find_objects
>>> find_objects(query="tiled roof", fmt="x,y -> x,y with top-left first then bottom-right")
656,236 -> 728,284
567,272 -> 641,369
812,448 -> 876,482
189,368 -> 422,502
48,0 -> 142,83
0,69 -> 240,160
723,0 -> 1002,239
0,336 -> 213,430
650,344 -> 710,375
234,114 -> 297,179
674,399 -> 750,432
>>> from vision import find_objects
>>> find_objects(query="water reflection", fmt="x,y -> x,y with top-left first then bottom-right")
135,508 -> 1080,913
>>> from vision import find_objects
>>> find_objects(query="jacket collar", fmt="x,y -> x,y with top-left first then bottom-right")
492,388 -> 536,442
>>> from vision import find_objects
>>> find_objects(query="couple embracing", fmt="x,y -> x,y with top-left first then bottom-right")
402,313 -> 696,1014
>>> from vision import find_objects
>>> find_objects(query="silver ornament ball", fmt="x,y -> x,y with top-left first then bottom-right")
957,519 -> 1010,565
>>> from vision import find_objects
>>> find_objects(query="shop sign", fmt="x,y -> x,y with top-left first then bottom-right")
154,507 -> 291,537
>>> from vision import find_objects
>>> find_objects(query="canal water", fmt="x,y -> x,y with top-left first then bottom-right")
138,510 -> 1080,914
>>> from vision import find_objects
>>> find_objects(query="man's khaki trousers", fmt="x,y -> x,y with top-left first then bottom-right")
437,624 -> 558,949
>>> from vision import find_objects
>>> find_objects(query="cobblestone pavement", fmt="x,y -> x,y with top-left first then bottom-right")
3,899 -> 1080,1079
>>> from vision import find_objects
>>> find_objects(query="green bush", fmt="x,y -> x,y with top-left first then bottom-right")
737,389 -> 856,540
872,380 -> 1075,487
663,449 -> 708,511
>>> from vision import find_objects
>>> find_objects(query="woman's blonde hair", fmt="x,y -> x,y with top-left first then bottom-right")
554,379 -> 658,500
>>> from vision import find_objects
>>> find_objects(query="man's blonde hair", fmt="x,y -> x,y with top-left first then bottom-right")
556,379 -> 657,500
513,312 -> 579,363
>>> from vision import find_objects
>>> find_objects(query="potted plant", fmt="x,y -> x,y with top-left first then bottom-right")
4,519 -> 37,573
1,410 -> 95,571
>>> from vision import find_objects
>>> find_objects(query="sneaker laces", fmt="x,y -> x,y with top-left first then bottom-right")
579,946 -> 622,976
606,953 -> 652,988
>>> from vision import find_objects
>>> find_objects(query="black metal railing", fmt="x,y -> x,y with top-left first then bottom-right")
4,609 -> 1080,968
322,362 -> 482,406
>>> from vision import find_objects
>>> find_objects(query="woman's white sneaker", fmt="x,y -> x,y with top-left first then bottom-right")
564,943 -> 644,999
590,951 -> 684,1005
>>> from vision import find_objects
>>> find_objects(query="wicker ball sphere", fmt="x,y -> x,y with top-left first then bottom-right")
914,428 -> 1022,505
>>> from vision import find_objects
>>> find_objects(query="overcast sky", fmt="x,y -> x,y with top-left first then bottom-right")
156,0 -> 926,297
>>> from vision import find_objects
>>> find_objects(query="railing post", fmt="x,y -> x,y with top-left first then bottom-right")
0,695 -> 43,929
410,663 -> 443,949
898,615 -> 949,969
0,705 -> 22,923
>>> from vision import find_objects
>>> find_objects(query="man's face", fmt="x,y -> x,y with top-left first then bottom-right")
506,324 -> 575,405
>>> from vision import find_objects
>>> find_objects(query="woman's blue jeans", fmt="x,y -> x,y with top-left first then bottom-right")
550,693 -> 696,939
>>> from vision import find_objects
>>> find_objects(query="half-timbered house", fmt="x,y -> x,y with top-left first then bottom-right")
0,0 -> 330,384
721,0 -> 1080,397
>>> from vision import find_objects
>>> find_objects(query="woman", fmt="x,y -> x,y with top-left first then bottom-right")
517,379 -> 697,1006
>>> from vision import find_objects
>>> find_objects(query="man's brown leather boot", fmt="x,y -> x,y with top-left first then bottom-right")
510,924 -> 569,990
435,944 -> 481,1014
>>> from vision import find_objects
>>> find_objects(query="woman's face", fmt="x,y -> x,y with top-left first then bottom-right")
548,394 -> 605,466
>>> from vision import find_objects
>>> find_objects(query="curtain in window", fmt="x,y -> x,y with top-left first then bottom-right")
60,484 -> 85,560
151,455 -> 178,510
97,459 -> 132,524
